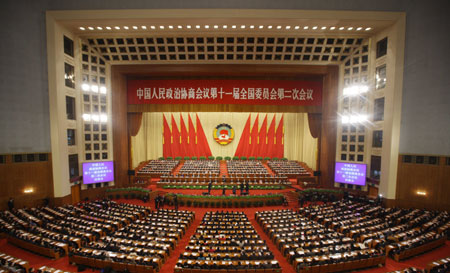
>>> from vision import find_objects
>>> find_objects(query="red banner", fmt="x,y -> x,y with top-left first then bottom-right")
127,79 -> 322,106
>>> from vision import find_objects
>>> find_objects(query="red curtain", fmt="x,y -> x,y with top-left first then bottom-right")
171,114 -> 182,157
308,113 -> 321,138
162,114 -> 172,158
275,115 -> 284,158
196,114 -> 212,157
249,115 -> 259,157
266,115 -> 276,158
257,115 -> 268,157
188,114 -> 198,157
127,113 -> 143,136
234,114 -> 251,157
179,114 -> 189,157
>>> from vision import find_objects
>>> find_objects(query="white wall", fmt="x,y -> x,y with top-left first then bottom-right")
1,0 -> 449,155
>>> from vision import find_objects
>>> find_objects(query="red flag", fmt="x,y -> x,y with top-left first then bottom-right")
257,115 -> 268,157
234,114 -> 251,157
266,115 -> 276,158
188,114 -> 198,157
171,114 -> 182,158
179,114 -> 189,157
275,115 -> 284,158
249,114 -> 259,157
196,114 -> 212,157
163,114 -> 172,158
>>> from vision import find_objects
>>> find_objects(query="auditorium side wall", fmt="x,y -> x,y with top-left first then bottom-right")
395,155 -> 450,212
0,154 -> 54,210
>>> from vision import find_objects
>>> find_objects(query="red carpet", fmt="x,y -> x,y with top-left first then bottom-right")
219,160 -> 228,177
0,197 -> 448,273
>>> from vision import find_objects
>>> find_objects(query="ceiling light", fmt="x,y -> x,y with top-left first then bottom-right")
96,26 -> 103,30
187,25 -> 191,29
339,27 -> 345,30
416,191 -> 427,196
321,26 -> 327,30
294,26 -> 300,30
341,115 -> 349,124
100,114 -> 108,123
277,26 -> 282,29
178,25 -> 182,29
123,26 -> 129,30
259,25 -> 264,29
159,26 -> 165,29
81,83 -> 90,91
150,26 -> 155,29
223,25 -> 227,29
106,26 -> 111,30
205,25 -> 209,29
286,26 -> 291,29
241,25 -> 245,29
88,27 -> 94,30
330,26 -> 336,30
114,26 -> 120,30
250,25 -> 255,29
232,25 -> 236,29
169,25 -> 173,29
132,26 -> 138,30
196,25 -> 200,29
214,25 -> 218,29
341,114 -> 368,124
312,26 -> 318,30
356,27 -> 363,31
365,27 -> 372,31
141,26 -> 147,30
343,85 -> 369,96
347,27 -> 354,30
91,85 -> 99,93
267,25 -> 272,29
24,188 -> 34,194
82,114 -> 91,121
303,26 -> 309,30
79,27 -> 85,30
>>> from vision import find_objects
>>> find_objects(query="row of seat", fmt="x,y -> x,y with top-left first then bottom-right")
69,255 -> 155,273
70,209 -> 195,272
255,209 -> 385,273
390,236 -> 447,262
176,211 -> 280,271
296,256 -> 386,273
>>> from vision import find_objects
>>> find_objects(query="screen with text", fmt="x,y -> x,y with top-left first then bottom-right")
82,161 -> 114,184
334,162 -> 367,186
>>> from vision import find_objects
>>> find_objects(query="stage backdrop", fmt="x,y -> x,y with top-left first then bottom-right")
131,112 -> 317,170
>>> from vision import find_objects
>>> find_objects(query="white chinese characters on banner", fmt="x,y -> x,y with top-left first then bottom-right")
136,87 -> 315,101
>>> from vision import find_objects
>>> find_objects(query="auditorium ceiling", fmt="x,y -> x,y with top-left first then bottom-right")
54,9 -> 398,65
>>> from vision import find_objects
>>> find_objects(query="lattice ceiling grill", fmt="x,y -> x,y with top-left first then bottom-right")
85,35 -> 367,64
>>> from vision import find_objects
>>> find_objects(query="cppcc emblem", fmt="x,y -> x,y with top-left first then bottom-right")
213,124 -> 234,145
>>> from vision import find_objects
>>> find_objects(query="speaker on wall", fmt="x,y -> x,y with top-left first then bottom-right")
313,171 -> 321,177
128,170 -> 135,175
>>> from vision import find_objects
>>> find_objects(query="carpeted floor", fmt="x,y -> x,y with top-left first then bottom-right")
0,197 -> 448,273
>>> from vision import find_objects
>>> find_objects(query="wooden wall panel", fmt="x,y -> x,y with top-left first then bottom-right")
319,66 -> 339,188
53,194 -> 72,207
111,67 -> 131,188
395,155 -> 450,211
80,187 -> 108,201
0,155 -> 53,210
